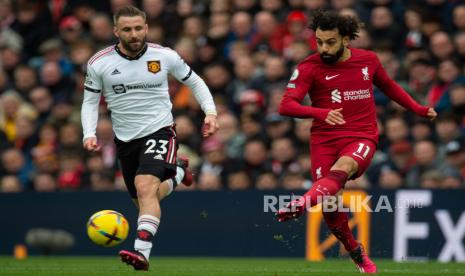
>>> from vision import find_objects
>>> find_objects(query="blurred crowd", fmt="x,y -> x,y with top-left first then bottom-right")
1,0 -> 465,193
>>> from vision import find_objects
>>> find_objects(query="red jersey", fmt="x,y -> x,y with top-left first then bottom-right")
279,48 -> 429,145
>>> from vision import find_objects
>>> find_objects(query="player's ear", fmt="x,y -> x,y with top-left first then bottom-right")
342,36 -> 350,47
113,26 -> 119,38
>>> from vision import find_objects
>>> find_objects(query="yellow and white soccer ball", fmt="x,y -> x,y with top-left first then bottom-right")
87,210 -> 129,247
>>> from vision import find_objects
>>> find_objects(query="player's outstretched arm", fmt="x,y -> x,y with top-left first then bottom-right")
182,72 -> 218,137
168,50 -> 218,137
374,56 -> 436,119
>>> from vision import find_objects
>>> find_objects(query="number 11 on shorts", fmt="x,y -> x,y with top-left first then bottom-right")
354,143 -> 370,159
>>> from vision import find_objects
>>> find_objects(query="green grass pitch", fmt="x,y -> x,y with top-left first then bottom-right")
1,256 -> 464,275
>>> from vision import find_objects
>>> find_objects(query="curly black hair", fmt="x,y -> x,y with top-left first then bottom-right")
311,9 -> 361,40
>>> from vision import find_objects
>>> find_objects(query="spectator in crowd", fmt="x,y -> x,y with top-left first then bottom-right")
13,65 -> 37,98
57,151 -> 84,190
255,172 -> 278,190
442,138 -> 465,181
89,13 -> 115,50
250,11 -> 285,54
407,140 -> 440,187
216,113 -> 245,159
90,169 -> 116,191
0,91 -> 36,142
228,170 -> 252,190
384,117 -> 409,150
452,4 -> 465,34
32,172 -> 57,192
453,31 -> 465,64
435,113 -> 463,158
197,172 -> 222,190
0,175 -> 22,192
406,58 -> 436,104
404,7 -> 427,49
270,137 -> 299,178
251,55 -> 288,94
198,137 -> 231,187
449,84 -> 465,119
429,31 -> 455,63
429,59 -> 465,110
0,147 -> 33,188
242,138 -> 272,184
28,87 -> 53,128
225,11 -> 253,56
226,56 -> 259,113
368,6 -> 404,53
239,89 -> 265,116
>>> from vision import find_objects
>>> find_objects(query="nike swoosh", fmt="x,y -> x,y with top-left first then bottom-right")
325,74 -> 339,80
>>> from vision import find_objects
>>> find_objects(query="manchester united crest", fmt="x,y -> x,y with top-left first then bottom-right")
147,60 -> 161,74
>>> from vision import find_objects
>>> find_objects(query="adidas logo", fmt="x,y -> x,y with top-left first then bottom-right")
154,154 -> 163,160
331,89 -> 342,103
111,69 -> 121,75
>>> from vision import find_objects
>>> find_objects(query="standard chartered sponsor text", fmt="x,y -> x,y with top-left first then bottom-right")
343,88 -> 371,101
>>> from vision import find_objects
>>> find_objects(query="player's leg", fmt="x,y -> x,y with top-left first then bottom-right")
301,155 -> 357,204
133,173 -> 162,259
276,140 -> 373,221
326,139 -> 377,273
276,142 -> 346,222
119,127 -> 178,270
120,174 -> 162,271
323,140 -> 373,252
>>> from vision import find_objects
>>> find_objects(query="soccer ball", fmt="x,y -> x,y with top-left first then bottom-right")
87,210 -> 129,247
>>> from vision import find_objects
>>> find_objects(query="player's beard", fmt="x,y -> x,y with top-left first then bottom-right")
320,43 -> 345,64
120,36 -> 146,55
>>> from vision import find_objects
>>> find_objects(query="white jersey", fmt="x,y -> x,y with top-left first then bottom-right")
81,43 -> 216,142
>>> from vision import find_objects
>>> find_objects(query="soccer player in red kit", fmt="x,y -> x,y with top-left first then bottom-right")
276,10 -> 437,274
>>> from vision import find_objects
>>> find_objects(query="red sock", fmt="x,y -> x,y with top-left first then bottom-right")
302,170 -> 348,206
323,210 -> 359,252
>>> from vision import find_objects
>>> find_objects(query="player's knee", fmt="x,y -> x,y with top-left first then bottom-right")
135,176 -> 160,198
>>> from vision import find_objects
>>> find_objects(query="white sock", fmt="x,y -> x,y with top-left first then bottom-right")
174,166 -> 185,185
134,214 -> 159,260
165,166 -> 185,196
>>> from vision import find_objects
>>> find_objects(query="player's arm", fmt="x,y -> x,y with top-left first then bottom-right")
373,55 -> 437,120
81,64 -> 102,151
168,50 -> 218,137
279,64 -> 344,124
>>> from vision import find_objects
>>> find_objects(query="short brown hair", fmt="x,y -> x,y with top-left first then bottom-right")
113,5 -> 146,25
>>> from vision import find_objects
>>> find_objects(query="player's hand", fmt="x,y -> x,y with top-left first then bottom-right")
325,108 -> 346,125
83,137 -> 101,152
202,114 -> 219,138
426,107 -> 437,121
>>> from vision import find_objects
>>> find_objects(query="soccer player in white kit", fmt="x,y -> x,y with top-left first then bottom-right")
81,6 -> 218,271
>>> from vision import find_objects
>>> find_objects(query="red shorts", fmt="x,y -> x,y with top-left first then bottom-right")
310,137 -> 376,181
